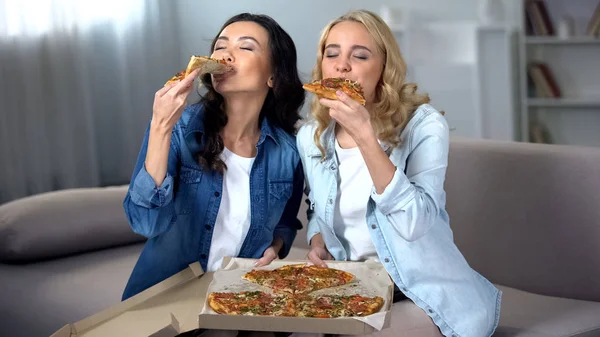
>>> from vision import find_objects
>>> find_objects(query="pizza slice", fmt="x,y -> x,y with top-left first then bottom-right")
295,265 -> 355,294
208,291 -> 294,316
165,55 -> 231,85
243,264 -> 355,295
303,77 -> 366,105
242,264 -> 303,295
294,294 -> 384,318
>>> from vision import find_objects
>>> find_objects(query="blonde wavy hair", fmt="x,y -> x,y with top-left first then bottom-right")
311,10 -> 431,157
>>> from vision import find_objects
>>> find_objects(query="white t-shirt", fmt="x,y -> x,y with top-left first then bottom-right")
333,139 -> 378,261
207,147 -> 255,272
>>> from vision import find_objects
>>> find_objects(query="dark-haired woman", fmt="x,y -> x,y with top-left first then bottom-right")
121,13 -> 305,301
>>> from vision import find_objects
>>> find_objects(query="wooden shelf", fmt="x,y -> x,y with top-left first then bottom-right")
519,0 -> 600,147
525,36 -> 600,45
527,98 -> 600,108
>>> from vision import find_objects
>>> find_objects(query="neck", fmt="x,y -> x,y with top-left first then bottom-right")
222,93 -> 264,142
334,124 -> 357,149
365,101 -> 376,114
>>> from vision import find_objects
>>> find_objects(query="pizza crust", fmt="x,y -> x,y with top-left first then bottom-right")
303,78 -> 367,105
367,296 -> 385,314
165,55 -> 230,85
208,292 -> 232,315
302,83 -> 340,101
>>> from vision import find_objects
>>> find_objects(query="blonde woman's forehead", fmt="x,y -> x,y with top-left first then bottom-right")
325,21 -> 379,52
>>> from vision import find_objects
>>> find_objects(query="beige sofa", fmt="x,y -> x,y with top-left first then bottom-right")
1,138 -> 599,337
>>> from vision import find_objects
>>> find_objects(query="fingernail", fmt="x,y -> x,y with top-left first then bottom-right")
336,90 -> 343,97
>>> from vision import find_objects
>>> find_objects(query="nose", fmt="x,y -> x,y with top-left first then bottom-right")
335,59 -> 350,74
221,49 -> 234,63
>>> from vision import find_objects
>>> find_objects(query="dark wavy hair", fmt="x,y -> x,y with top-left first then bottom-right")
198,13 -> 305,173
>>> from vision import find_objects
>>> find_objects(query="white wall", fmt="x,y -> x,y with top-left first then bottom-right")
174,0 -> 504,73
174,0 -> 519,138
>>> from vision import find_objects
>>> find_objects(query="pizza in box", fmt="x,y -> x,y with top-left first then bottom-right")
208,264 -> 384,318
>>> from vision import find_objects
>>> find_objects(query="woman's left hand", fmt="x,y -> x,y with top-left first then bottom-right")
319,90 -> 374,143
254,238 -> 284,267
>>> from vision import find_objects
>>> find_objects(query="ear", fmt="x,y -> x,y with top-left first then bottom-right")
267,76 -> 274,88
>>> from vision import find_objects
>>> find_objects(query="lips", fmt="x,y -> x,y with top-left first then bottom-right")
212,68 -> 235,83
213,70 -> 234,77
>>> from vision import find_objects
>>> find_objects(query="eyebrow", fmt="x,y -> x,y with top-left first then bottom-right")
324,44 -> 372,53
217,36 -> 261,46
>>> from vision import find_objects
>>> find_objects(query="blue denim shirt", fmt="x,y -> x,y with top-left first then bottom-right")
122,103 -> 304,300
297,104 -> 501,337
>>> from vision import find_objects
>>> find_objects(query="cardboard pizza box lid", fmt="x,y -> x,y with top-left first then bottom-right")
50,262 -> 207,337
50,257 -> 394,336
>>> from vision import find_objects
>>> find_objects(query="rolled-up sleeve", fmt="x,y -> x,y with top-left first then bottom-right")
123,121 -> 180,238
370,113 -> 449,242
129,164 -> 175,208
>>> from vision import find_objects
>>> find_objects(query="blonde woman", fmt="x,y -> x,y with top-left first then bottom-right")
296,10 -> 501,337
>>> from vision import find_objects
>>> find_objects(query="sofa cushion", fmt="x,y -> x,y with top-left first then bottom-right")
494,285 -> 600,337
336,284 -> 600,337
286,246 -> 309,260
0,243 -> 144,337
0,185 -> 144,263
446,138 -> 600,302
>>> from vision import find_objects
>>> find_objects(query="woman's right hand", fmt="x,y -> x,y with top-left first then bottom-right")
307,234 -> 334,268
143,69 -> 200,187
151,69 -> 200,131
307,246 -> 334,268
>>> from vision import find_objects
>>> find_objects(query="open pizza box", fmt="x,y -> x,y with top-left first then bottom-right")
51,257 -> 394,337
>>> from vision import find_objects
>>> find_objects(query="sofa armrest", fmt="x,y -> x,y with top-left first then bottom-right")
0,185 -> 145,263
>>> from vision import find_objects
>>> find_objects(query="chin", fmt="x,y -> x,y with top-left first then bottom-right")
213,84 -> 245,96
212,81 -> 241,96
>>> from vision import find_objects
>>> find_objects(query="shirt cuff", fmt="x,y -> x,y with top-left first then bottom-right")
307,221 -> 321,246
370,167 -> 415,215
129,164 -> 174,208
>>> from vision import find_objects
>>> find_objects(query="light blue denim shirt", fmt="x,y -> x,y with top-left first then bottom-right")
297,104 -> 501,337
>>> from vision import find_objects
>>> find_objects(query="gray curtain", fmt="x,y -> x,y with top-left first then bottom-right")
0,0 -> 182,204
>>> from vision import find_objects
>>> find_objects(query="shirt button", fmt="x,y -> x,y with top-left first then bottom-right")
402,287 -> 408,292
205,225 -> 212,231
329,199 -> 333,204
384,258 -> 390,263
214,192 -> 220,197
330,165 -> 335,170
200,254 -> 207,259
428,309 -> 434,313
371,224 -> 377,229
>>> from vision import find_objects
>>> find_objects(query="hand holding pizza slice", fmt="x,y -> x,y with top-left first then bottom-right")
303,78 -> 366,105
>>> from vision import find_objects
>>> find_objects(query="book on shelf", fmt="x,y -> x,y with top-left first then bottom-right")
527,62 -> 561,98
586,1 -> 600,36
529,120 -> 553,144
525,0 -> 554,36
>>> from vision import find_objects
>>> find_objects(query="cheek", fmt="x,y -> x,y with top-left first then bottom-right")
239,56 -> 271,84
320,59 -> 336,77
363,64 -> 383,96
